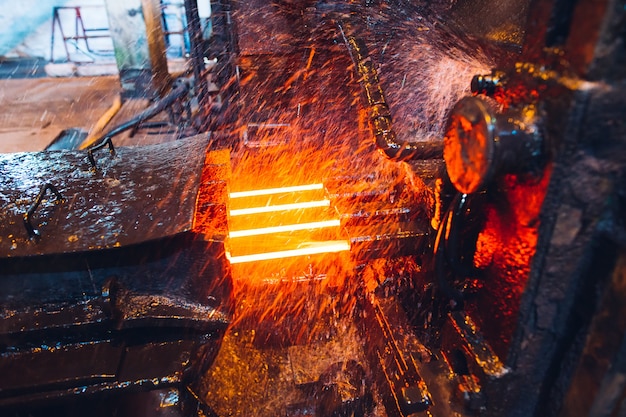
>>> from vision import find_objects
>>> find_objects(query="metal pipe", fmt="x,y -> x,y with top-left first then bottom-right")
183,0 -> 208,113
338,23 -> 443,162
85,80 -> 190,150
433,192 -> 466,305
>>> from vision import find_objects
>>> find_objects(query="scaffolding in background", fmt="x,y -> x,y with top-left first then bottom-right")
49,3 -> 193,63
50,6 -> 112,63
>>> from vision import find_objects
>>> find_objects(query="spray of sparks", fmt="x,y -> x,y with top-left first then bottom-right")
198,1 -> 495,415
201,1 -> 494,327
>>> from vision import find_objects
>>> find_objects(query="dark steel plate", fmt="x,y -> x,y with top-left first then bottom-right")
0,135 -> 213,257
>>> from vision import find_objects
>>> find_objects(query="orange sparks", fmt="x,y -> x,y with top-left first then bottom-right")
306,48 -> 315,71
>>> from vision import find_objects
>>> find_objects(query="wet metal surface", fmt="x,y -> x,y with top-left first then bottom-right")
0,135 -> 211,257
361,294 -> 433,416
2,0 -> 624,415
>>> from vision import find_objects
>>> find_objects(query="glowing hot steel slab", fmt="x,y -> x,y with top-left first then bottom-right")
229,199 -> 330,216
229,219 -> 341,238
226,240 -> 350,264
227,183 -> 348,274
230,183 -> 324,198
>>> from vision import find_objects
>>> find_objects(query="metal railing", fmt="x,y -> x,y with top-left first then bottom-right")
49,3 -> 192,63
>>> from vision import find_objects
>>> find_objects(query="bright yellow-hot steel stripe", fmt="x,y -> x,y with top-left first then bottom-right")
226,241 -> 350,264
229,199 -> 330,216
229,219 -> 340,238
229,183 -> 324,198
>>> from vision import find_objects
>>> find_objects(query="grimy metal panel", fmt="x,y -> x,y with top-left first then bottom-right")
0,135 -> 210,258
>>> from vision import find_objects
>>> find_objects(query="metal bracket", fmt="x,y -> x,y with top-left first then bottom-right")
88,136 -> 116,169
23,183 -> 64,241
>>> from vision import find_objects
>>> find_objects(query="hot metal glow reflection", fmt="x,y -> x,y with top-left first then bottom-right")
229,219 -> 341,238
229,199 -> 330,216
226,240 -> 350,264
229,183 -> 324,198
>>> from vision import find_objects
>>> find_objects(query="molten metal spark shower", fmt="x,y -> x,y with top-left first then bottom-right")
196,1 -> 505,414
191,0 -> 497,341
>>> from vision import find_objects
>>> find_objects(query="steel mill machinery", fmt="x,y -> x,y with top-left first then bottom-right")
1,0 -> 625,416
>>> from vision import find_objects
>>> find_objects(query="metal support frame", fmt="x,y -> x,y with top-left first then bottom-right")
50,6 -> 112,63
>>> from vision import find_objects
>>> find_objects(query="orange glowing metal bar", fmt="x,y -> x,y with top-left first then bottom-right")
226,240 -> 350,264
229,183 -> 324,199
229,199 -> 330,216
229,219 -> 340,238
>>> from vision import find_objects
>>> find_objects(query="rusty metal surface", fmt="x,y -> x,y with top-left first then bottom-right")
0,135 -> 211,258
